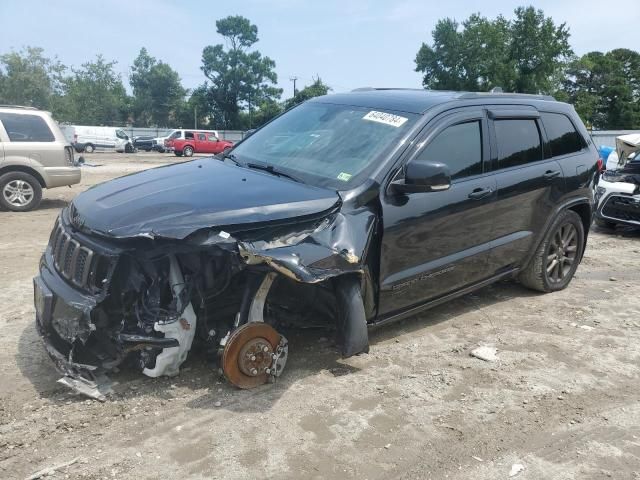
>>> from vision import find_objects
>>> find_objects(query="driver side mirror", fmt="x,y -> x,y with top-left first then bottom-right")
390,160 -> 451,194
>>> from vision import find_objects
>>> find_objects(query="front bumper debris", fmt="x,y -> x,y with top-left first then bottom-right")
34,275 -> 112,401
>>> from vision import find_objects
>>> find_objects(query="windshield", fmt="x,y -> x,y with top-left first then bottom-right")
231,102 -> 418,189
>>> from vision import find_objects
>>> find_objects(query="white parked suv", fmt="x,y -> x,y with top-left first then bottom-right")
0,106 -> 81,211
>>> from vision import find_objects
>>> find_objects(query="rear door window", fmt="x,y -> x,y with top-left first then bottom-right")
415,121 -> 483,180
0,113 -> 55,142
198,133 -> 206,141
185,132 -> 194,140
494,119 -> 542,169
541,112 -> 585,157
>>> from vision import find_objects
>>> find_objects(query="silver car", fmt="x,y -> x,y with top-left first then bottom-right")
0,106 -> 81,211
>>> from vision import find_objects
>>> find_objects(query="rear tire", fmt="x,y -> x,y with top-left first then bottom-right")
0,171 -> 43,212
519,210 -> 584,293
183,146 -> 194,157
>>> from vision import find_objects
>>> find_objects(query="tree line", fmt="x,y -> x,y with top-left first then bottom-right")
416,6 -> 640,129
1,9 -> 638,130
0,15 -> 330,130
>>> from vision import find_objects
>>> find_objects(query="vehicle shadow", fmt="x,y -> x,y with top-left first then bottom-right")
38,199 -> 69,210
15,279 -> 541,411
592,222 -> 640,237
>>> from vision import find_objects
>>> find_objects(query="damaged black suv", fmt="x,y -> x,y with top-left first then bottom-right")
34,89 -> 599,399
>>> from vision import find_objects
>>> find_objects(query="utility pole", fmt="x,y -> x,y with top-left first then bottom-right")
289,76 -> 298,98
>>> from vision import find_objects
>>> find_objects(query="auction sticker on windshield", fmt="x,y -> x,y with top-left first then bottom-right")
363,111 -> 408,128
337,172 -> 352,182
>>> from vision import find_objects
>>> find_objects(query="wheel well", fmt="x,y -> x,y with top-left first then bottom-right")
0,165 -> 46,187
568,202 -> 592,238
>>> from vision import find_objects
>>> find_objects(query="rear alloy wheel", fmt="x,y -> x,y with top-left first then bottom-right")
0,172 -> 43,212
183,146 -> 194,157
84,144 -> 95,153
519,210 -> 584,292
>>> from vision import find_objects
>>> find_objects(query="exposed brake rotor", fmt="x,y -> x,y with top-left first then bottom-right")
221,322 -> 288,389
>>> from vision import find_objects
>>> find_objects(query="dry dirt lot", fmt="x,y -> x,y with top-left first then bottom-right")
1,153 -> 639,480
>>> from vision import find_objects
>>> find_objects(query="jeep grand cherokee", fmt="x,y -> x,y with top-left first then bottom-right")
34,89 -> 599,399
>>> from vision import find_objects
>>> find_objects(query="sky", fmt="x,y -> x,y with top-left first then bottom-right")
1,0 -> 638,98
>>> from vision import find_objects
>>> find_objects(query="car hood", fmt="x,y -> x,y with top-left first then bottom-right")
71,158 -> 341,239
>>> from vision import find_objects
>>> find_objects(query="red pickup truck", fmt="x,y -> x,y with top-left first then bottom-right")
165,131 -> 233,157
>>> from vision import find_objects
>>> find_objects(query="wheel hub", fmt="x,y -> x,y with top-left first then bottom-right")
221,323 -> 287,389
546,223 -> 578,283
3,180 -> 34,206
238,338 -> 273,376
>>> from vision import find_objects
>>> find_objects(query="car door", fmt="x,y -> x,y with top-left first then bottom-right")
208,134 -> 222,153
378,108 -> 496,316
485,108 -> 565,273
196,133 -> 208,153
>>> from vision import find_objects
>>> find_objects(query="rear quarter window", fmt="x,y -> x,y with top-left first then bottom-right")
494,119 -> 543,169
541,112 -> 585,157
0,112 -> 55,142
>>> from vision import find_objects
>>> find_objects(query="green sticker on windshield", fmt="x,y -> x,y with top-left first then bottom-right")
337,172 -> 352,182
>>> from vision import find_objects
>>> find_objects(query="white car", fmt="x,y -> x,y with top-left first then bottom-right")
60,125 -> 133,153
595,133 -> 640,229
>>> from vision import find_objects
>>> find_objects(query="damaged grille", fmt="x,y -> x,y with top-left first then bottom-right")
602,195 -> 640,224
49,219 -> 107,291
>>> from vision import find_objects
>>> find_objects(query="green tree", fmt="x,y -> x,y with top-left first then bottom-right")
564,49 -> 640,129
283,76 -> 331,109
201,15 -> 282,128
415,7 -> 572,94
0,46 -> 65,109
130,48 -> 186,127
57,55 -> 130,125
175,84 -> 211,128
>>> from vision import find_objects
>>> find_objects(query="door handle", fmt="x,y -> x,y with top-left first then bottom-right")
468,187 -> 493,200
543,170 -> 561,179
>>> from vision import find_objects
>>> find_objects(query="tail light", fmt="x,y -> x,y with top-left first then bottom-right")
73,134 -> 78,143
597,157 -> 604,173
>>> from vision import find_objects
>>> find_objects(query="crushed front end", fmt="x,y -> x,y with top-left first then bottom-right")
35,197 -> 375,400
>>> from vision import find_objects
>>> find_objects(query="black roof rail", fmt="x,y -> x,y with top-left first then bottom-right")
0,105 -> 40,110
347,87 -> 556,102
458,91 -> 556,101
351,87 -> 428,92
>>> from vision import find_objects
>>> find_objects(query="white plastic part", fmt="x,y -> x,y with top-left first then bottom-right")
143,255 -> 197,377
247,272 -> 277,323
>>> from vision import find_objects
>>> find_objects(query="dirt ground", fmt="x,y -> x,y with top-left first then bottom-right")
1,152 -> 639,480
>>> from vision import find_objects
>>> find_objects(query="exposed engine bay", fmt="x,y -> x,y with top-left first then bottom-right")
35,192 -> 375,400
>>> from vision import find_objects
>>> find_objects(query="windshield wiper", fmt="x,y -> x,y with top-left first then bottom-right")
245,162 -> 303,183
222,152 -> 241,166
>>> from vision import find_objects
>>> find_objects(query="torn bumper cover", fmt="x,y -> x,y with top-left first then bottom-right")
34,269 -> 113,401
